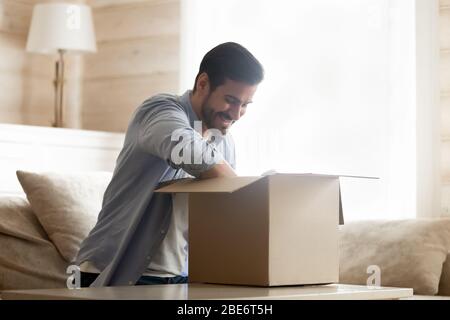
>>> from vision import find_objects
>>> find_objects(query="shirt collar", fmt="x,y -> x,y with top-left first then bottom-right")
180,90 -> 199,128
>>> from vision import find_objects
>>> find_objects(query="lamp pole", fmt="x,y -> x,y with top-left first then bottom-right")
53,49 -> 65,128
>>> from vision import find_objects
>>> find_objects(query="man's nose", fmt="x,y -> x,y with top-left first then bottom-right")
228,104 -> 242,121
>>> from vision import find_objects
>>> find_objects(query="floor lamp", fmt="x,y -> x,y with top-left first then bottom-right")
26,3 -> 97,128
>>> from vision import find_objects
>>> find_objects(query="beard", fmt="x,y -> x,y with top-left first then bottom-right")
200,94 -> 232,135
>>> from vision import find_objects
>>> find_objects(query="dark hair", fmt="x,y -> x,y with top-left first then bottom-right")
193,42 -> 264,93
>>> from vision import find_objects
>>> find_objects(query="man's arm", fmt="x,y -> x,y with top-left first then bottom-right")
137,103 -> 234,178
199,159 -> 237,179
198,130 -> 237,179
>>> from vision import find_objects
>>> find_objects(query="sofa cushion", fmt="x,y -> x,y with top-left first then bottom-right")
16,170 -> 112,263
0,196 -> 67,290
339,219 -> 450,295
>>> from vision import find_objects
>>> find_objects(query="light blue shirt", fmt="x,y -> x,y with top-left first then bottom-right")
75,90 -> 236,286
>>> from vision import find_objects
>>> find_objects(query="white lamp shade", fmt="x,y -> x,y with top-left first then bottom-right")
26,3 -> 97,54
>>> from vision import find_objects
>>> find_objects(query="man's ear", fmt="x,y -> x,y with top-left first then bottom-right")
196,72 -> 210,94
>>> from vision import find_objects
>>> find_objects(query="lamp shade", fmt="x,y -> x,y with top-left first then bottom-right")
26,3 -> 97,54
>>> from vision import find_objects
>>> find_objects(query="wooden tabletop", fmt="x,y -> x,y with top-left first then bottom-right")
1,283 -> 413,300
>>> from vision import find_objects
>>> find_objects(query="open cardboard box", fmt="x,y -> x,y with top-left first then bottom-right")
156,173 -> 374,286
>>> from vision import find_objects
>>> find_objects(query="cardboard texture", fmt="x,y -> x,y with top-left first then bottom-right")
155,173 -> 343,286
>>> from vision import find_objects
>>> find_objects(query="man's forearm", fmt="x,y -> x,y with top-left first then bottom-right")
199,160 -> 237,179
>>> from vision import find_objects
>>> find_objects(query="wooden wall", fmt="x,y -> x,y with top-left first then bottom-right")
0,0 -> 180,132
0,0 -> 85,128
82,0 -> 180,132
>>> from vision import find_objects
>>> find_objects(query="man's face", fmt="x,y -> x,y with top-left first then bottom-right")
200,78 -> 258,134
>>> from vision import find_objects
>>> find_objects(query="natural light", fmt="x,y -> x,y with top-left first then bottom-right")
180,0 -> 417,221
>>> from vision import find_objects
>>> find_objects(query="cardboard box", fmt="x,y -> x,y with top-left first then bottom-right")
155,173 -> 343,286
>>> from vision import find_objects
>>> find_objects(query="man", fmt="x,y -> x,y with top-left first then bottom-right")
75,42 -> 264,287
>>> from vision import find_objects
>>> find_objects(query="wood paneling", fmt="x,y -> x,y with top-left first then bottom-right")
0,33 -> 27,74
82,71 -> 178,132
0,0 -> 180,132
0,0 -> 33,35
14,0 -> 86,4
88,0 -> 168,9
92,0 -> 179,42
84,35 -> 179,79
0,0 -> 86,36
0,0 -> 38,126
0,0 -> 86,128
441,8 -> 450,49
0,33 -> 83,78
441,95 -> 450,137
81,0 -> 180,132
441,51 -> 450,92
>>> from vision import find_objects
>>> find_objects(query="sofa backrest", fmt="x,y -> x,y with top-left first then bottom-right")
0,124 -> 124,197
339,219 -> 450,296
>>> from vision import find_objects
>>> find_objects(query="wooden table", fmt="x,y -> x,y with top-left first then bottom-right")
1,283 -> 413,300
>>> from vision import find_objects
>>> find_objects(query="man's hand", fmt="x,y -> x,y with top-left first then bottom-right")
199,160 -> 237,179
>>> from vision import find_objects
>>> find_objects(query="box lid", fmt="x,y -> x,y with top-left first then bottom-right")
155,176 -> 265,193
273,173 -> 379,179
154,173 -> 379,194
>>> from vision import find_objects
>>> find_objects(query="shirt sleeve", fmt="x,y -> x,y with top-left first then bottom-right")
136,103 -> 225,177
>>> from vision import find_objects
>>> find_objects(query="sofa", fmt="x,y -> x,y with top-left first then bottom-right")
1,170 -> 450,299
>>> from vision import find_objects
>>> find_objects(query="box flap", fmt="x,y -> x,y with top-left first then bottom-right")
155,176 -> 265,193
271,172 -> 379,179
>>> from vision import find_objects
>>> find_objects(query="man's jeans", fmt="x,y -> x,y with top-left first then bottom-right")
80,271 -> 188,287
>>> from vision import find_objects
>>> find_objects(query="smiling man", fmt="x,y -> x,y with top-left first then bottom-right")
75,42 -> 264,287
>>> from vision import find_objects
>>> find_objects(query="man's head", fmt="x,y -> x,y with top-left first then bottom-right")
192,42 -> 264,134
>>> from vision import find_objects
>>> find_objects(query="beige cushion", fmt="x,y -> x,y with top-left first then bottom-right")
339,219 -> 450,295
0,196 -> 67,290
16,170 -> 112,263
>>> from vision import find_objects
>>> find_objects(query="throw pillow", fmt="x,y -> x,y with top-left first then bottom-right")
16,170 -> 112,262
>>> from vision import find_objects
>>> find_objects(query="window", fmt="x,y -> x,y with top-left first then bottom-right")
180,0 -> 420,220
